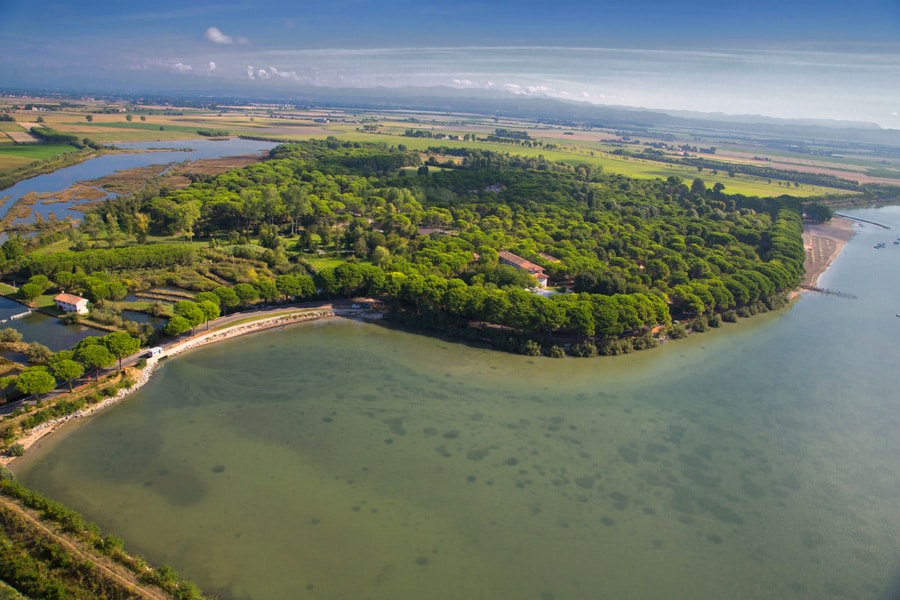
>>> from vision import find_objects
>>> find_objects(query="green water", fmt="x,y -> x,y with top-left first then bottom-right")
13,208 -> 900,599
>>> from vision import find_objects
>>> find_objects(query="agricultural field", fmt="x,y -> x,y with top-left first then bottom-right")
2,96 -> 898,201
0,143 -> 80,171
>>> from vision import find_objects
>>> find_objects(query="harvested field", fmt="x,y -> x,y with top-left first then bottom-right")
4,131 -> 40,144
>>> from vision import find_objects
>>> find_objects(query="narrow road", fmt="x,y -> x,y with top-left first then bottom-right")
1,300 -> 363,415
0,495 -> 171,599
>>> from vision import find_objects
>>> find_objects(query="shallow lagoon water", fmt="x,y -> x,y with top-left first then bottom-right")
0,138 -> 275,223
14,207 -> 900,599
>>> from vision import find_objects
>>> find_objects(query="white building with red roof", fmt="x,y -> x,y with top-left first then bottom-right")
498,251 -> 549,287
54,293 -> 90,315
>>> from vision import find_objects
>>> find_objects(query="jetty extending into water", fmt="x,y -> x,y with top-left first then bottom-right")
800,285 -> 857,299
0,309 -> 31,324
833,212 -> 891,229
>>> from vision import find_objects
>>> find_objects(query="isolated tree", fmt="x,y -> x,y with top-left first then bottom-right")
194,291 -> 220,307
85,115 -> 93,122
164,315 -> 192,337
212,286 -> 240,314
176,201 -> 201,245
691,178 -> 707,196
125,114 -> 133,122
75,343 -> 115,380
1,236 -> 24,261
15,367 -> 56,399
275,274 -> 302,300
198,299 -> 220,330
131,212 -> 150,244
255,280 -> 278,303
26,274 -> 51,293
173,300 -> 205,334
49,356 -> 85,392
233,283 -> 259,307
17,282 -> 42,303
103,332 -> 141,371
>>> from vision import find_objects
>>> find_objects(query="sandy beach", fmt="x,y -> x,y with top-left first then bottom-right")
801,215 -> 856,288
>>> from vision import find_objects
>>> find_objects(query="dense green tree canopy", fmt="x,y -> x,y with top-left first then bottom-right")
71,139 -> 805,350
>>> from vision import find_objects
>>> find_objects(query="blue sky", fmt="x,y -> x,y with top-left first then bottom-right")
1,1 -> 898,126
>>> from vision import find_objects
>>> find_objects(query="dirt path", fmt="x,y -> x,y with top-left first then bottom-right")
0,495 -> 171,599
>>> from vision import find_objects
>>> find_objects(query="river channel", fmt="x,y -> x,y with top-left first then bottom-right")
11,207 -> 900,600
0,138 -> 276,224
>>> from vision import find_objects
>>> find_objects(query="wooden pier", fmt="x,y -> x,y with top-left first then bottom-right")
833,212 -> 891,230
800,285 -> 857,299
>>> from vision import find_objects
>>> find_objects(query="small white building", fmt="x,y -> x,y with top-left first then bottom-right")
54,292 -> 89,315
498,251 -> 550,287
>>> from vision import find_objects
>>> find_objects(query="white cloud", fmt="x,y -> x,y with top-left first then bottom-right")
257,68 -> 270,79
269,66 -> 300,80
173,62 -> 192,72
205,27 -> 233,44
204,27 -> 248,45
208,61 -> 216,71
246,65 -> 255,80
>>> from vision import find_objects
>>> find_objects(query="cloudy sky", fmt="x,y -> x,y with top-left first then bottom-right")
1,1 -> 898,127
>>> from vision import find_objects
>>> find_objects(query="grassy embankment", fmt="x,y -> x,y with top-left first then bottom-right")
0,147 -> 103,192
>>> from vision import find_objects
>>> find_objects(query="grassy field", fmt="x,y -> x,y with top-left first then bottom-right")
121,300 -> 174,317
0,144 -> 80,171
78,121 -> 205,134
301,254 -> 346,270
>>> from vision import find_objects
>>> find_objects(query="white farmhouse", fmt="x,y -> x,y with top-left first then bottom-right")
54,292 -> 90,315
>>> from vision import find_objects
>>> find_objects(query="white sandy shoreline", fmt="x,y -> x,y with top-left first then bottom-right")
2,309 -> 344,466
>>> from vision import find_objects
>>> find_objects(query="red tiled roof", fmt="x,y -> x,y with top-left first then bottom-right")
498,251 -> 544,274
54,293 -> 88,305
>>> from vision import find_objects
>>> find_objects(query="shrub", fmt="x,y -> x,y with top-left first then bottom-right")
708,313 -> 722,328
60,312 -> 81,324
569,340 -> 598,357
669,324 -> 688,339
8,443 -> 25,457
692,316 -> 709,333
722,310 -> 738,323
549,345 -> 566,358
631,332 -> 658,351
520,340 -> 542,356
